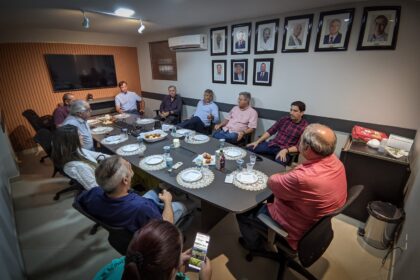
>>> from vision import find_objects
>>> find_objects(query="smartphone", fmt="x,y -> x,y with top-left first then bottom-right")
188,232 -> 210,271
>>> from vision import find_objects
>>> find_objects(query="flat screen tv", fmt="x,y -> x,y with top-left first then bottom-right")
45,54 -> 118,92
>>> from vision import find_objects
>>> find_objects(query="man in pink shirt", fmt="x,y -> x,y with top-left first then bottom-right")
237,123 -> 347,251
213,92 -> 258,144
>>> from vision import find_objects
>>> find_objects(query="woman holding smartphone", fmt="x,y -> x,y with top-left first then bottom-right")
94,220 -> 212,280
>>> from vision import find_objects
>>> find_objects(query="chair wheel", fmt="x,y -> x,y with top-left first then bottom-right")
246,253 -> 253,262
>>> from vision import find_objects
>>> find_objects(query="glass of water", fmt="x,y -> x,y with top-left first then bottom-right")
166,156 -> 173,172
219,138 -> 225,149
250,154 -> 257,166
196,158 -> 203,171
236,158 -> 244,172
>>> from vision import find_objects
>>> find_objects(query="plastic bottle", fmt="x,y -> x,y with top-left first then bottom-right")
219,150 -> 225,171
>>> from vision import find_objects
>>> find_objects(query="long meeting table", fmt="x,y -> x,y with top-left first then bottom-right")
91,114 -> 286,231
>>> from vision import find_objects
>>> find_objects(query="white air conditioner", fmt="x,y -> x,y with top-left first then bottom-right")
168,34 -> 207,51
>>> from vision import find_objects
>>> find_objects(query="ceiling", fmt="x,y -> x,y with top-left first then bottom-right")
0,0 -> 367,35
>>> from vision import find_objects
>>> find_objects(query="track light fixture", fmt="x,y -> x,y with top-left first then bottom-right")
80,8 -> 145,34
82,11 -> 90,29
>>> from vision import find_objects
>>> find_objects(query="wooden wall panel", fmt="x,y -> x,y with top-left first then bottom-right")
0,43 -> 141,151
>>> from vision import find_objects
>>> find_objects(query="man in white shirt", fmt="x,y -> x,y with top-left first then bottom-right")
214,64 -> 224,81
288,23 -> 303,46
62,100 -> 94,150
115,81 -> 145,115
258,27 -> 274,51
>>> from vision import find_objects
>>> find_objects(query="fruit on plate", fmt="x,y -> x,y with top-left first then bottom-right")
202,152 -> 212,160
205,158 -> 211,164
145,133 -> 161,139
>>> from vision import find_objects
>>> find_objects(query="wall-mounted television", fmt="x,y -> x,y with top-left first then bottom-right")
45,54 -> 118,92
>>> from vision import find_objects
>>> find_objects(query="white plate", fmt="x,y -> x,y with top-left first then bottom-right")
181,170 -> 203,183
224,148 -> 242,158
114,113 -> 130,119
122,144 -> 139,152
92,126 -> 107,133
236,172 -> 258,184
146,155 -> 164,165
105,135 -> 121,142
136,118 -> 155,125
141,130 -> 167,142
87,119 -> 101,125
176,129 -> 192,136
193,135 -> 209,142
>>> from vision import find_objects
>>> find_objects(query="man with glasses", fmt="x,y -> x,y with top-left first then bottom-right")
62,100 -> 94,150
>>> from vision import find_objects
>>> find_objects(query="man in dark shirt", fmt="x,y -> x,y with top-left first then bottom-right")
158,85 -> 183,124
53,93 -> 74,127
247,101 -> 308,165
77,156 -> 187,233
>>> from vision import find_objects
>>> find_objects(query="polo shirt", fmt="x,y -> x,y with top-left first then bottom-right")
115,91 -> 141,112
62,115 -> 94,150
224,105 -> 258,133
77,188 -> 162,234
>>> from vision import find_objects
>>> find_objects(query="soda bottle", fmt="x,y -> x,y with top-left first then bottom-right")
219,150 -> 225,171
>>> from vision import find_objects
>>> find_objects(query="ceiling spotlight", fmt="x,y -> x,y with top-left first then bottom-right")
82,11 -> 90,29
115,8 -> 135,17
138,20 -> 145,34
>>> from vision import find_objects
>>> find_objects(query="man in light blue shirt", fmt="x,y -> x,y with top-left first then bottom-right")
179,89 -> 219,134
62,100 -> 94,150
115,81 -> 145,115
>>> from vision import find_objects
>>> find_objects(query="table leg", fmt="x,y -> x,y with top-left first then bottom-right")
200,200 -> 229,233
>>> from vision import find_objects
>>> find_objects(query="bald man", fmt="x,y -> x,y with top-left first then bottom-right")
237,123 -> 347,251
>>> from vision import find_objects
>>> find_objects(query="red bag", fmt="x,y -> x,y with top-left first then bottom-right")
351,125 -> 388,143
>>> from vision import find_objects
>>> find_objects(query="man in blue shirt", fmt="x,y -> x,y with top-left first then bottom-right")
179,89 -> 219,134
77,156 -> 187,233
115,81 -> 145,115
62,100 -> 94,150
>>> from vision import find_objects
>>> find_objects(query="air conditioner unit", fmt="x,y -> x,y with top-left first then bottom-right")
168,34 -> 207,51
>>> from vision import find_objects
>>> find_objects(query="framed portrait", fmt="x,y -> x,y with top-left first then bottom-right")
210,26 -> 228,55
315,8 -> 355,52
282,14 -> 313,53
231,23 -> 252,55
357,6 -> 401,50
212,60 -> 226,84
149,40 -> 177,80
253,58 -> 274,86
254,19 -> 279,54
231,59 -> 248,85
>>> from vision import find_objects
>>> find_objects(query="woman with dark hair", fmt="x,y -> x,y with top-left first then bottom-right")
51,124 -> 109,190
94,220 -> 212,280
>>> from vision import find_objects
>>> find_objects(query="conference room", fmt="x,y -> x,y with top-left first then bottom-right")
0,0 -> 419,279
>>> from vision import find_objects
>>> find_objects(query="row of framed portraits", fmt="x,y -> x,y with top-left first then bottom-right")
210,6 -> 401,54
212,59 -> 274,86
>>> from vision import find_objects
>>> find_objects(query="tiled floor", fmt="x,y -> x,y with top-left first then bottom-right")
12,151 -> 390,280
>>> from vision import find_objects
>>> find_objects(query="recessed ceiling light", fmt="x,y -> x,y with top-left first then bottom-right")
114,8 -> 135,17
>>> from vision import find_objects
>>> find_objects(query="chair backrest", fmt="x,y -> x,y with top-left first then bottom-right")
72,195 -> 133,255
22,109 -> 43,131
297,185 -> 364,267
34,128 -> 53,156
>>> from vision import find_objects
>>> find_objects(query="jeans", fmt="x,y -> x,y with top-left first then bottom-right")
236,204 -> 271,250
179,116 -> 208,134
142,190 -> 187,224
247,141 -> 290,166
213,129 -> 238,144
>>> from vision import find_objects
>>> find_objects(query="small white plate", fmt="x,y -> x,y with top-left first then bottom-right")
181,170 -> 203,183
105,135 -> 121,142
177,129 -> 192,136
236,172 -> 258,184
136,118 -> 155,125
114,113 -> 130,119
122,144 -> 139,152
92,126 -> 107,133
87,119 -> 101,126
146,155 -> 164,165
193,135 -> 209,142
225,148 -> 242,158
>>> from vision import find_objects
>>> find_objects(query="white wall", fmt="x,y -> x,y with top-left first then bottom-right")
137,0 -> 420,131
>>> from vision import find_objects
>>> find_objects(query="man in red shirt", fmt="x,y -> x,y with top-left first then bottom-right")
53,93 -> 74,127
247,101 -> 308,165
237,123 -> 347,251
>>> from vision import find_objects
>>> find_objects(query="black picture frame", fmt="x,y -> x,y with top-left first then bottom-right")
210,26 -> 228,55
282,14 -> 313,53
231,23 -> 252,55
231,59 -> 248,85
212,60 -> 226,84
254,19 -> 279,54
315,8 -> 355,52
356,6 -> 401,51
253,58 -> 273,86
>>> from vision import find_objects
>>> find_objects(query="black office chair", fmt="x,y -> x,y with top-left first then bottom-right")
22,109 -> 54,132
73,196 -> 133,255
245,185 -> 364,280
53,179 -> 85,201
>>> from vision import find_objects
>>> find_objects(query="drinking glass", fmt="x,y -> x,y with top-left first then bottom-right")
250,154 -> 257,166
219,138 -> 226,149
236,159 -> 244,172
196,158 -> 203,171
246,163 -> 254,174
163,145 -> 171,158
166,156 -> 173,171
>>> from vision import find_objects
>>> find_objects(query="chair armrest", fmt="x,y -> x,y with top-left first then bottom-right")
257,213 -> 288,238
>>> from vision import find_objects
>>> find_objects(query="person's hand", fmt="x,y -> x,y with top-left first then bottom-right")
246,141 -> 259,150
181,248 -> 192,266
198,257 -> 212,280
139,110 -> 144,116
237,131 -> 245,142
207,114 -> 214,120
275,149 -> 288,162
159,111 -> 164,118
159,189 -> 173,204
214,124 -> 221,130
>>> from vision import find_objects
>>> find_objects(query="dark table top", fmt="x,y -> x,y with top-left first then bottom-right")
91,114 -> 285,213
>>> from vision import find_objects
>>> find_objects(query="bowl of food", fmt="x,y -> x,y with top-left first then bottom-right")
141,130 -> 167,142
